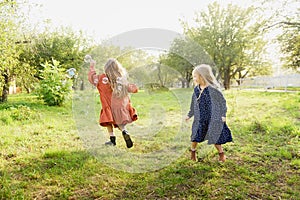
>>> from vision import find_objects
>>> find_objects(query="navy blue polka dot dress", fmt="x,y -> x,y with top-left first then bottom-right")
187,85 -> 232,145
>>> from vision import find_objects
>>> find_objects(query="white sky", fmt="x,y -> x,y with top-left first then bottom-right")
27,0 -> 254,41
26,0 -> 299,74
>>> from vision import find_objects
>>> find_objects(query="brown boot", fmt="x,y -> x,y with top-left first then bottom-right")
190,149 -> 197,161
218,152 -> 226,162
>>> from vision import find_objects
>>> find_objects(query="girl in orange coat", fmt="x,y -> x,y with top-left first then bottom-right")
88,58 -> 138,148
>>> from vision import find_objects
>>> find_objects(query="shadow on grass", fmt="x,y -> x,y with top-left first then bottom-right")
0,101 -> 44,111
0,150 -> 92,199
112,157 -> 218,199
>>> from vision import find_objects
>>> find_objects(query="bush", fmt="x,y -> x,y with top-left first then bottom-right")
0,105 -> 40,124
10,105 -> 40,121
35,60 -> 72,106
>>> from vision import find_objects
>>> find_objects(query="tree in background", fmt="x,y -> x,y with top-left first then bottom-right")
182,2 -> 271,89
13,24 -> 92,93
254,0 -> 299,72
88,41 -> 154,71
0,0 -> 20,102
15,37 -> 38,93
22,26 -> 90,79
86,43 -> 156,89
1,0 -> 91,101
273,0 -> 300,71
279,28 -> 300,70
159,37 -> 213,88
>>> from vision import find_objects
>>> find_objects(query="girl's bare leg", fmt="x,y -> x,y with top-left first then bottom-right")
190,142 -> 198,161
214,144 -> 226,162
191,142 -> 197,151
107,124 -> 114,135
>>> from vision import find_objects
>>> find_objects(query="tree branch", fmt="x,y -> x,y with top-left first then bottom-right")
264,21 -> 300,30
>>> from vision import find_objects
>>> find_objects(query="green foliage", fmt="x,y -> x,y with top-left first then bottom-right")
87,44 -> 154,72
129,63 -> 181,89
159,37 -> 213,88
1,1 -> 89,101
20,26 -> 90,82
279,28 -> 300,70
10,105 -> 40,121
0,0 -> 21,101
35,60 -> 72,106
144,83 -> 169,93
0,104 -> 40,124
182,2 -> 271,89
262,0 -> 300,70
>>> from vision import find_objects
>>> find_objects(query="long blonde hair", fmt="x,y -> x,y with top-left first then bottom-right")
192,64 -> 221,90
104,58 -> 129,98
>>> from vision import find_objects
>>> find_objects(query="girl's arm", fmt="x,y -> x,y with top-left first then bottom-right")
186,94 -> 195,120
88,61 -> 99,86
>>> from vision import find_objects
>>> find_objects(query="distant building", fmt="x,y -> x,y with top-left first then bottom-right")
238,73 -> 300,89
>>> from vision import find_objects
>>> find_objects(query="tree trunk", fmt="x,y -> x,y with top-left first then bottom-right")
24,85 -> 31,93
181,80 -> 185,88
1,69 -> 9,102
157,64 -> 164,87
186,79 -> 190,88
80,79 -> 84,90
236,71 -> 242,85
185,71 -> 192,88
236,70 -> 249,86
223,68 -> 231,90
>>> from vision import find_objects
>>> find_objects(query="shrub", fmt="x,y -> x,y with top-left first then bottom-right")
10,105 -> 40,121
35,60 -> 72,106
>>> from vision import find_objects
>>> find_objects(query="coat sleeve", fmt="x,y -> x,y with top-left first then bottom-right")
215,89 -> 227,117
187,93 -> 195,118
88,66 -> 99,86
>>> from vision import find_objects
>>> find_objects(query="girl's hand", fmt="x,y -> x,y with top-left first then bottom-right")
185,116 -> 190,121
222,117 -> 226,122
90,60 -> 96,67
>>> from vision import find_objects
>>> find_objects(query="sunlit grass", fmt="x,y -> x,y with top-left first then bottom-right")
0,90 -> 299,199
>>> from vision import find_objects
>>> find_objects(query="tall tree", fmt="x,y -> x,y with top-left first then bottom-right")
261,0 -> 299,71
279,28 -> 300,70
26,27 -> 90,77
159,37 -> 213,88
182,2 -> 271,89
0,0 -> 20,102
17,26 -> 91,92
276,2 -> 299,70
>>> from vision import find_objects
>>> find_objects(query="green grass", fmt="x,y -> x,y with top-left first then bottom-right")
0,90 -> 299,199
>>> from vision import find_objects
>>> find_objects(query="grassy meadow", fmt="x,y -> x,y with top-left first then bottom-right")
0,89 -> 299,199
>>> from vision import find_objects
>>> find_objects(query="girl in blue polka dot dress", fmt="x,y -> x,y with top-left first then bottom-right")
185,64 -> 232,162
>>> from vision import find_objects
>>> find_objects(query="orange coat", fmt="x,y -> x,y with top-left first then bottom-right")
88,66 -> 138,127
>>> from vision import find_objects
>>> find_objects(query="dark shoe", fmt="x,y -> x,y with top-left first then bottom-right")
122,130 -> 133,148
190,149 -> 197,161
105,136 -> 116,146
105,141 -> 115,146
